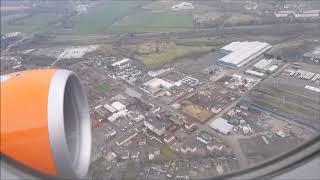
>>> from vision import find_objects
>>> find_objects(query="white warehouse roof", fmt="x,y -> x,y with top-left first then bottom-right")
253,59 -> 273,70
144,78 -> 174,90
218,41 -> 272,68
210,118 -> 234,134
305,85 -> 320,93
111,101 -> 126,111
103,103 -> 116,113
111,58 -> 130,66
245,69 -> 264,77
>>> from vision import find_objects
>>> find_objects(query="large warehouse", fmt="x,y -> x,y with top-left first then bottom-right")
217,41 -> 272,68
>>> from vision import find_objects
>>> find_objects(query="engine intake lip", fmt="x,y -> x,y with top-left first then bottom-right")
47,69 -> 91,178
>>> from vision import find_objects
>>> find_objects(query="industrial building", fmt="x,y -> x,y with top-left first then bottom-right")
172,2 -> 194,10
275,10 -> 320,18
107,109 -> 128,122
103,103 -> 116,113
210,118 -> 234,134
111,58 -> 131,69
144,78 -> 174,90
144,119 -> 166,136
116,131 -> 138,146
305,85 -> 320,93
245,69 -> 264,77
217,41 -> 272,68
196,131 -> 213,144
111,101 -> 126,111
253,59 -> 279,72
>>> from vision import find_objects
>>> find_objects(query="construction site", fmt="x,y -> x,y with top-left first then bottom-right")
179,86 -> 239,123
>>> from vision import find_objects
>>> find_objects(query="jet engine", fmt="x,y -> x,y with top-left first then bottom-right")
0,69 -> 91,179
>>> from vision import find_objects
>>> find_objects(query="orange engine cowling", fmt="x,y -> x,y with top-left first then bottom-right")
0,69 -> 91,179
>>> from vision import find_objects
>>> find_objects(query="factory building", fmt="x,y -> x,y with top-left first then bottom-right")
172,2 -> 194,10
210,118 -> 234,134
111,101 -> 126,111
196,132 -> 213,145
107,109 -> 128,122
245,69 -> 264,77
217,41 -> 272,68
144,78 -> 174,90
305,85 -> 320,93
144,119 -> 166,136
253,59 -> 279,72
111,58 -> 131,70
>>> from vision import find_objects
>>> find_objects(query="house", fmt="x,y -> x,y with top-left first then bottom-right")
180,139 -> 198,154
206,141 -> 224,152
164,132 -> 176,144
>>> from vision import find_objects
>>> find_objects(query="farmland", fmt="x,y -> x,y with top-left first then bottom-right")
63,1 -> 145,35
110,11 -> 193,33
1,0 -> 195,35
1,13 -> 60,34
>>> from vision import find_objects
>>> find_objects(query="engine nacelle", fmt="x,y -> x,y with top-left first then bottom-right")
0,69 -> 91,179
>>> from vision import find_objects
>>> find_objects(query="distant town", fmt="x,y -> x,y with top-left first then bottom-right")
1,0 -> 320,179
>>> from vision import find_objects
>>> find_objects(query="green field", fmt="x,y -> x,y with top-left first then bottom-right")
94,83 -> 110,93
139,44 -> 211,69
175,37 -> 229,46
160,144 -> 179,160
110,11 -> 193,33
1,13 -> 60,34
1,1 -> 194,35
142,0 -> 174,11
2,1 -> 145,35
62,1 -> 145,35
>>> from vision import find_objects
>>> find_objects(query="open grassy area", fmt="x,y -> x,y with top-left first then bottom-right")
1,13 -> 60,34
139,44 -> 211,69
175,37 -> 229,46
225,13 -> 259,25
160,144 -> 179,160
52,1 -> 144,35
70,1 -> 144,34
142,0 -> 174,11
94,83 -> 110,93
110,11 -> 193,33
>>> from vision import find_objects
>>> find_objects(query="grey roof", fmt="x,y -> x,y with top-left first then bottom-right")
210,118 -> 234,134
146,119 -> 166,130
125,88 -> 143,98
